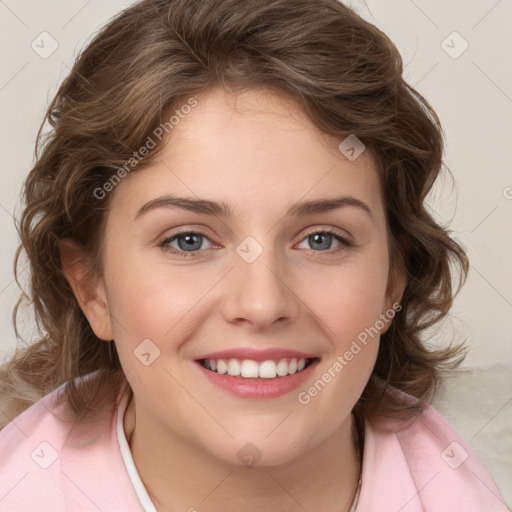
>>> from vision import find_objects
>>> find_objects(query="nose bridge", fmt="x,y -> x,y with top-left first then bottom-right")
222,234 -> 299,329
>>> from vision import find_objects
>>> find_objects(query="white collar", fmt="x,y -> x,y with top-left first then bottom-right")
116,388 -> 157,512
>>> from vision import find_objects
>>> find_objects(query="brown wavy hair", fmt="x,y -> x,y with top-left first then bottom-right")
0,0 -> 468,428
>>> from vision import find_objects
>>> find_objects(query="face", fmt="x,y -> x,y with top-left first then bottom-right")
69,86 -> 404,466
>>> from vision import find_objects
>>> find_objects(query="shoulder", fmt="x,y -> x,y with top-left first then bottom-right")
356,384 -> 509,511
0,371 -> 139,511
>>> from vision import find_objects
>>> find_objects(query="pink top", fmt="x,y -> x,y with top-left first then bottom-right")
0,373 -> 508,511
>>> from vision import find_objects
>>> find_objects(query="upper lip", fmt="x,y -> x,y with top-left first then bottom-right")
195,348 -> 319,362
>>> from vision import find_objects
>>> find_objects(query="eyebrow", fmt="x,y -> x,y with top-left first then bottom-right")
134,194 -> 373,220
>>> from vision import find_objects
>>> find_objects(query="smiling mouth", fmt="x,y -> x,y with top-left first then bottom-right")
198,357 -> 318,379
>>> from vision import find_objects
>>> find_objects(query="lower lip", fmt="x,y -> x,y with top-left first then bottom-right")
195,359 -> 320,399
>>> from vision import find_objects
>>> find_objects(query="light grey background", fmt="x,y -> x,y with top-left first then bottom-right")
0,0 -> 511,506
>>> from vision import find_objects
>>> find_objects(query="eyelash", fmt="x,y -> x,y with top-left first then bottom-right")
159,227 -> 353,259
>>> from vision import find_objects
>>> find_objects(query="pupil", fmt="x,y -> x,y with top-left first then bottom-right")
179,234 -> 201,251
311,233 -> 331,251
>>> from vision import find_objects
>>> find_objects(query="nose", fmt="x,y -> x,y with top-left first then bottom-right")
221,241 -> 300,332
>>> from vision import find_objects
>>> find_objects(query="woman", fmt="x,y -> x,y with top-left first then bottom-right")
0,0 -> 507,510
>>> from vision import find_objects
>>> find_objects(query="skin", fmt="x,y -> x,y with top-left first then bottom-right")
60,86 -> 405,512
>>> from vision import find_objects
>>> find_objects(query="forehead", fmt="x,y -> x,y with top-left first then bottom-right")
108,86 -> 385,223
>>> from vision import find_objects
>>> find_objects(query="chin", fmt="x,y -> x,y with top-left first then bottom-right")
203,432 -> 313,469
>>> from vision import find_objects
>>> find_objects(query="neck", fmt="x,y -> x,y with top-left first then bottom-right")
124,393 -> 361,512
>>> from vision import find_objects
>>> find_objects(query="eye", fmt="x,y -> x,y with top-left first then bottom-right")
296,228 -> 352,253
160,230 -> 214,258
159,227 -> 353,259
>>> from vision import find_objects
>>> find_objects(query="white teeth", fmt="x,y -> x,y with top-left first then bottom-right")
201,357 -> 310,379
259,360 -> 277,379
227,359 -> 241,376
216,359 -> 228,375
241,360 -> 259,378
276,359 -> 289,376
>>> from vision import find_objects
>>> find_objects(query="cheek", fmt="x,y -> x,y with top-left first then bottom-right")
310,255 -> 389,344
301,259 -> 389,403
109,266 -> 197,342
105,248 -> 226,370
106,263 -> 207,408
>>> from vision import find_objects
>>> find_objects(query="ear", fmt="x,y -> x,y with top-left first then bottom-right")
380,264 -> 406,335
58,238 -> 114,341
